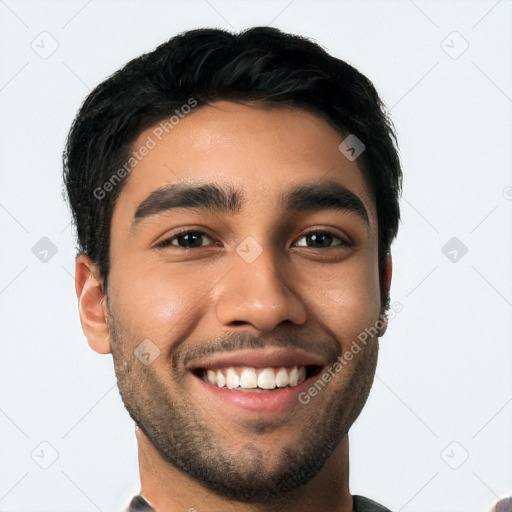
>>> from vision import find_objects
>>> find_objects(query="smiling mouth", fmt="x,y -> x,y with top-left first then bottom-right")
192,365 -> 322,392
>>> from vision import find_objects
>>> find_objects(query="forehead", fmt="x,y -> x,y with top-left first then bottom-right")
114,101 -> 376,227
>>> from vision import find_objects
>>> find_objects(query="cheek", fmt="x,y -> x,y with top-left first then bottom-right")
308,259 -> 381,350
107,263 -> 213,348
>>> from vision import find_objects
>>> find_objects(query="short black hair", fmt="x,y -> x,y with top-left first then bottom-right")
63,26 -> 402,310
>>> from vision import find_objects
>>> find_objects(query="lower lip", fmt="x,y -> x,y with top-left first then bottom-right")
192,372 -> 317,415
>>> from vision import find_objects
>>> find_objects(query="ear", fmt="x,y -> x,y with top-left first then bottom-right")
75,254 -> 112,354
377,253 -> 393,337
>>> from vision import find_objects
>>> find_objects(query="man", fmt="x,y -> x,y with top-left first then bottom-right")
63,26 -> 402,512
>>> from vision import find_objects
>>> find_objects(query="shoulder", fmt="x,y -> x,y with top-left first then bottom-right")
126,494 -> 155,512
353,494 -> 393,512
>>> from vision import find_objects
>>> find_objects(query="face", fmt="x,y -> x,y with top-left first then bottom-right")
96,101 -> 388,501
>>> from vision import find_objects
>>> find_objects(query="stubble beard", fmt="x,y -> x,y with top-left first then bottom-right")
107,309 -> 378,503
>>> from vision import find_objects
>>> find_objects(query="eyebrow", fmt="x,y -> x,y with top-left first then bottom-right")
132,180 -> 370,230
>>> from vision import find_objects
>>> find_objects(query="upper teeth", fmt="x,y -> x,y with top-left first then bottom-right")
203,366 -> 307,391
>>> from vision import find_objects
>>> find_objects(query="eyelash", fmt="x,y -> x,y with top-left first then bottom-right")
154,229 -> 352,250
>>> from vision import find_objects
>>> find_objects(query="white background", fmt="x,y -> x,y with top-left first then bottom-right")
0,1 -> 511,511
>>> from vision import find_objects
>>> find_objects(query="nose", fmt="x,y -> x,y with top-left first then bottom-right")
214,243 -> 307,332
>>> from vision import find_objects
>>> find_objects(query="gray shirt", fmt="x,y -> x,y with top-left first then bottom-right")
127,493 -> 392,511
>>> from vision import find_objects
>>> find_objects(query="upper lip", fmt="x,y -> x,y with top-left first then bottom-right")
186,348 -> 325,371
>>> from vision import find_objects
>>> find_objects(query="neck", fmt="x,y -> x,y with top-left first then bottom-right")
135,426 -> 353,512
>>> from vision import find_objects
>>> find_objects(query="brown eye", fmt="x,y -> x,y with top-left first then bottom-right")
157,230 -> 213,249
295,231 -> 350,249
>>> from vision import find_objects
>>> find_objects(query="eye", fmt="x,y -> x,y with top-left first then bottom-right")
294,231 -> 351,249
154,229 -> 350,251
155,230 -> 217,250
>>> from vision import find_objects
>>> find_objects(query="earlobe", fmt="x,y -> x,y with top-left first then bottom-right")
75,254 -> 112,354
378,253 -> 393,337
